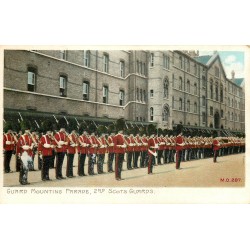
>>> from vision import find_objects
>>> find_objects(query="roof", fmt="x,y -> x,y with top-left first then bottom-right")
194,55 -> 213,65
233,78 -> 244,86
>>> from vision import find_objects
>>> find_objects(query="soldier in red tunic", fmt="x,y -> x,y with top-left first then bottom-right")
212,131 -> 221,163
134,131 -> 142,169
113,119 -> 126,180
107,130 -> 115,173
54,123 -> 68,179
88,127 -> 98,175
126,130 -> 135,170
147,131 -> 157,175
96,132 -> 107,174
77,127 -> 90,176
140,133 -> 148,168
3,122 -> 15,173
38,123 -> 54,181
175,124 -> 185,170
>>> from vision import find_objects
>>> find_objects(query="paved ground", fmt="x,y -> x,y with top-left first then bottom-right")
3,153 -> 245,187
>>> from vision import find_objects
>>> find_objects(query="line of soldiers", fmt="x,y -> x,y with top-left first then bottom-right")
3,120 -> 246,185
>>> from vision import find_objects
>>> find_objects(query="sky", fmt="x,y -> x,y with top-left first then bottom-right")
199,51 -> 245,79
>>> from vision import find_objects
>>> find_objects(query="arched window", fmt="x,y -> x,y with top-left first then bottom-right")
186,80 -> 190,93
215,82 -> 219,101
202,95 -> 206,106
220,85 -> 223,102
194,82 -> 197,95
179,77 -> 183,90
231,98 -> 234,107
210,79 -> 213,99
228,97 -> 230,106
172,96 -> 175,109
150,107 -> 154,121
179,56 -> 183,69
162,104 -> 170,122
179,98 -> 183,110
194,102 -> 197,113
187,100 -> 190,112
163,78 -> 169,98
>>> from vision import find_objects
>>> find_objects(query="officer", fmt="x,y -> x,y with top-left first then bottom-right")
212,131 -> 221,163
147,128 -> 157,175
38,121 -> 54,181
113,119 -> 126,180
107,127 -> 115,173
175,124 -> 185,170
126,129 -> 135,170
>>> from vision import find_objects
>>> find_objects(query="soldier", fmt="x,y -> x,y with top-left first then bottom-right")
140,133 -> 148,168
147,130 -> 157,175
66,128 -> 78,178
157,134 -> 165,165
30,129 -> 38,171
107,130 -> 115,173
16,122 -> 34,185
78,128 -> 90,176
3,122 -> 15,173
96,132 -> 107,174
15,130 -> 23,172
126,130 -> 135,170
134,132 -> 142,168
175,124 -> 185,170
113,119 -> 126,180
38,123 -> 54,181
88,128 -> 98,175
212,132 -> 220,163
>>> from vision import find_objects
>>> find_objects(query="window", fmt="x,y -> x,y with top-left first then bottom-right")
163,55 -> 170,69
202,76 -> 206,88
83,50 -> 90,67
172,96 -> 175,109
120,61 -> 125,77
202,95 -> 206,107
136,117 -> 139,121
231,98 -> 234,107
83,81 -> 89,100
228,97 -> 230,106
231,112 -> 234,121
140,117 -> 142,122
119,90 -> 124,106
59,76 -> 67,97
103,54 -> 109,73
150,89 -> 154,98
140,89 -> 143,102
210,106 -> 213,116
235,101 -> 237,109
194,102 -> 197,113
143,90 -> 146,102
221,109 -> 224,118
150,107 -> 154,121
179,98 -> 183,110
137,88 -> 139,101
194,63 -> 197,75
103,86 -> 108,103
194,83 -> 197,95
60,50 -> 67,60
238,114 -> 240,122
150,53 -> 154,67
187,60 -> 190,72
220,86 -> 223,102
142,63 -> 145,75
187,100 -> 190,112
210,80 -> 213,99
179,56 -> 183,69
172,74 -> 175,87
215,66 -> 220,77
215,83 -> 219,101
186,80 -> 190,93
202,112 -> 206,123
162,105 -> 169,122
27,68 -> 36,92
179,77 -> 183,90
163,78 -> 169,98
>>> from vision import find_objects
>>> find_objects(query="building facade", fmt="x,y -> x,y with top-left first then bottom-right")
3,49 -> 245,132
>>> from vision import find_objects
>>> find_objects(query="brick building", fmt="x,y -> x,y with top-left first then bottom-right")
3,49 -> 245,133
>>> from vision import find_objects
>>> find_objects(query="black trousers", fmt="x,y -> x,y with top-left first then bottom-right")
157,150 -> 163,164
115,153 -> 124,179
97,154 -> 105,173
66,153 -> 75,177
4,150 -> 13,173
176,150 -> 182,169
88,154 -> 96,175
108,153 -> 115,171
78,153 -> 87,176
42,156 -> 51,180
127,151 -> 133,169
213,150 -> 218,162
134,151 -> 140,168
148,154 -> 155,174
140,151 -> 147,167
56,152 -> 65,177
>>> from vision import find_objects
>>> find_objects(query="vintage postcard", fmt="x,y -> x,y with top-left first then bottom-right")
0,45 -> 249,203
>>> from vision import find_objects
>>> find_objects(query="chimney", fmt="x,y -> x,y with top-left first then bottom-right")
231,70 -> 235,80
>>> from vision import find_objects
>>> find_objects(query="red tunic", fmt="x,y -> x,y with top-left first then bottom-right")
67,134 -> 78,154
97,137 -> 107,154
107,136 -> 115,153
88,135 -> 98,154
114,133 -> 126,154
175,135 -> 184,151
126,136 -> 135,152
147,137 -> 156,155
78,135 -> 90,154
38,135 -> 53,156
134,136 -> 142,152
17,134 -> 33,157
3,133 -> 15,151
213,139 -> 220,151
54,131 -> 68,153
141,137 -> 148,151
